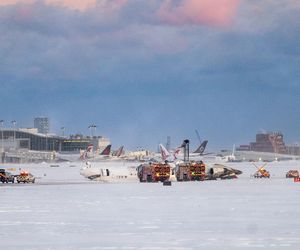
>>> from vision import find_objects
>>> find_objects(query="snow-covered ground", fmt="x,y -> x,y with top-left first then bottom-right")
1,160 -> 300,249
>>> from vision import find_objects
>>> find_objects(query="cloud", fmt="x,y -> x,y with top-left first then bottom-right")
45,0 -> 97,11
157,0 -> 240,27
0,0 -> 128,11
0,0 -> 34,6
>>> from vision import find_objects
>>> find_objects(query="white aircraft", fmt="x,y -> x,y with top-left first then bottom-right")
56,144 -> 112,162
159,140 -> 209,162
80,144 -> 112,160
80,161 -> 139,182
219,145 -> 238,162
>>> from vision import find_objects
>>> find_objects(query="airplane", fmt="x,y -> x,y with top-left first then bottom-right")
80,144 -> 112,160
79,158 -> 243,182
159,144 -> 181,162
80,161 -> 139,182
219,144 -> 240,162
159,140 -> 209,162
193,140 -> 208,155
56,144 -> 112,162
194,129 -> 211,155
111,146 -> 124,157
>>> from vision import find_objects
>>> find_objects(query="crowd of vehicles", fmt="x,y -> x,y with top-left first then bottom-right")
80,159 -> 244,183
2,136 -> 300,185
0,169 -> 35,184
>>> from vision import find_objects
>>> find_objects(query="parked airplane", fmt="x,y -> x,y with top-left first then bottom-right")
80,144 -> 112,160
159,140 -> 209,162
56,144 -> 112,162
219,145 -> 239,162
159,144 -> 181,162
111,146 -> 124,157
193,140 -> 208,155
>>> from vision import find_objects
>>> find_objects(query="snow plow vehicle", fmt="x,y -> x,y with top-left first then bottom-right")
16,171 -> 35,183
137,162 -> 171,182
175,161 -> 206,181
286,170 -> 299,178
252,163 -> 270,178
0,169 -> 15,183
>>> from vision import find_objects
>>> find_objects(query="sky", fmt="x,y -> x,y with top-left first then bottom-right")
0,0 -> 300,151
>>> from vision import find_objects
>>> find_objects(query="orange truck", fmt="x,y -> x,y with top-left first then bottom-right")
175,161 -> 206,181
137,162 -> 171,182
253,168 -> 270,178
16,171 -> 35,183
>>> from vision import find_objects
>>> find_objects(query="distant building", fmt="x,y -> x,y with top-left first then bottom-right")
34,117 -> 50,134
237,145 -> 251,151
286,144 -> 300,156
237,132 -> 287,154
0,130 -> 110,153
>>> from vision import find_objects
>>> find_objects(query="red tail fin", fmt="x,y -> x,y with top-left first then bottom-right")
115,146 -> 124,157
100,145 -> 111,156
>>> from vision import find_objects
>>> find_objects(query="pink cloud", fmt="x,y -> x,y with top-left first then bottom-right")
45,0 -> 97,11
0,0 -> 34,6
157,0 -> 240,27
0,0 -> 128,11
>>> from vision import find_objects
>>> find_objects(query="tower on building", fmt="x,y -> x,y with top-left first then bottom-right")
34,117 -> 50,134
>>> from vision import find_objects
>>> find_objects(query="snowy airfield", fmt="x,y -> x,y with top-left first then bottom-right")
1,160 -> 300,250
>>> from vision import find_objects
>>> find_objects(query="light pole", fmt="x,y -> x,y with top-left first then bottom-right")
61,127 -> 65,137
88,124 -> 97,137
11,120 -> 16,141
11,120 -> 17,150
0,120 -> 4,153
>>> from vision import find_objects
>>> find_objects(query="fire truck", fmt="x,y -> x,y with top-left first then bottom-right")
16,171 -> 35,183
175,161 -> 206,181
137,162 -> 171,182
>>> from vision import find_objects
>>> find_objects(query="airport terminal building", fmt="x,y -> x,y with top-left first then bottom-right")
0,128 -> 110,163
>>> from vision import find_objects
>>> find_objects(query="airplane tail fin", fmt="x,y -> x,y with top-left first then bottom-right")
159,144 -> 170,161
86,144 -> 93,153
79,144 -> 93,160
115,146 -> 124,157
100,145 -> 111,156
193,140 -> 208,154
79,151 -> 87,160
173,148 -> 181,160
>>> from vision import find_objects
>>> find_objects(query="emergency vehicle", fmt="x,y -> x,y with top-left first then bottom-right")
175,161 -> 206,181
17,171 -> 35,183
137,162 -> 171,182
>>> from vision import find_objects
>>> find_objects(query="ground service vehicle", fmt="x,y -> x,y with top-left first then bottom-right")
137,162 -> 171,182
252,163 -> 270,178
17,171 -> 35,183
175,161 -> 206,181
0,169 -> 15,183
286,170 -> 299,178
253,168 -> 270,178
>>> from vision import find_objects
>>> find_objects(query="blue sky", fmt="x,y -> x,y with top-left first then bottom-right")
1,0 -> 300,151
